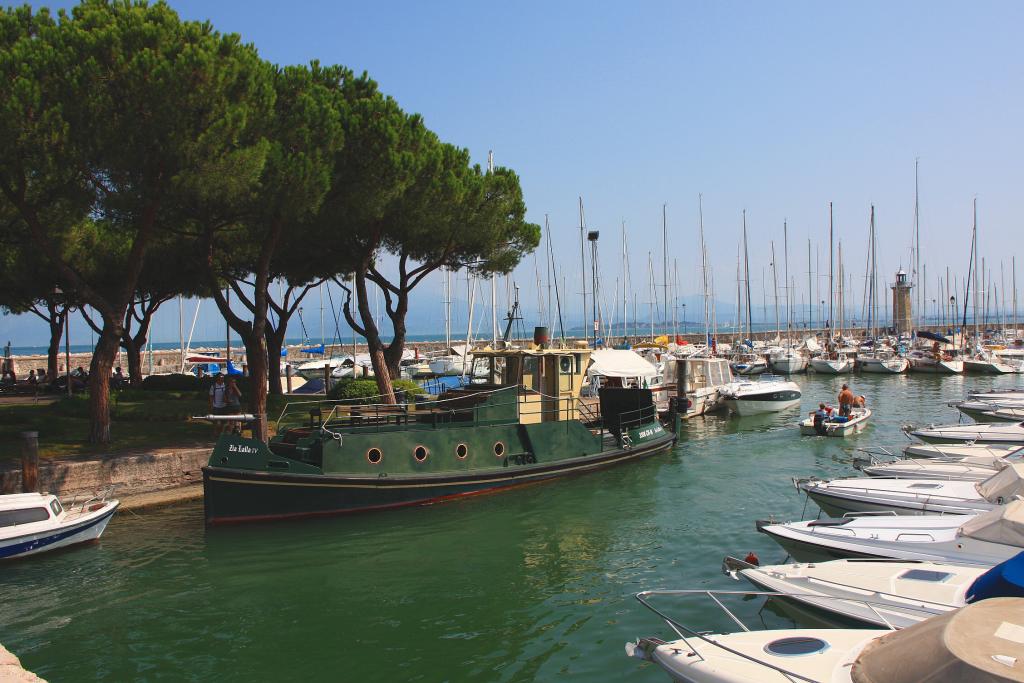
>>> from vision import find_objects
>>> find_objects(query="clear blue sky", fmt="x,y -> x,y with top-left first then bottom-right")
4,1 -> 1023,346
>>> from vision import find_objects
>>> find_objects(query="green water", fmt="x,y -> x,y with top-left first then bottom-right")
3,373 -> 1022,682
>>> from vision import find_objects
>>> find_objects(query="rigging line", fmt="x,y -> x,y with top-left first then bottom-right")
325,282 -> 346,352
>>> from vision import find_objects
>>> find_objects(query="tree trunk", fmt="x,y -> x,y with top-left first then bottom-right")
243,334 -> 269,441
353,269 -> 395,403
122,336 -> 143,387
383,290 -> 409,380
88,325 -> 121,445
46,313 -> 62,382
264,326 -> 285,396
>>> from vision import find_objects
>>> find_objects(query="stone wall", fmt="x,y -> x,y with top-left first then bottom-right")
0,447 -> 210,499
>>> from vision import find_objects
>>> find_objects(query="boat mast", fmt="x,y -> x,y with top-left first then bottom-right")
1014,256 -> 1018,337
699,195 -> 710,347
648,252 -> 656,340
828,203 -> 834,347
742,210 -> 752,342
622,221 -> 628,342
770,240 -> 780,344
807,239 -> 812,329
662,204 -> 668,337
444,268 -> 452,351
914,158 -> 921,333
783,220 -> 790,345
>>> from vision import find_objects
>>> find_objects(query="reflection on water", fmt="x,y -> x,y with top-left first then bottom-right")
0,372 -> 1021,681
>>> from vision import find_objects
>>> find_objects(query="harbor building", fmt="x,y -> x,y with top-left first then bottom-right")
891,269 -> 913,334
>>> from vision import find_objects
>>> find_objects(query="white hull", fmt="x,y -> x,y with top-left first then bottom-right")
909,357 -> 963,374
909,422 -> 1024,445
963,358 -> 1017,374
768,355 -> 807,374
1,499 -> 119,559
858,357 -> 909,373
800,408 -> 871,437
728,397 -> 801,415
809,357 -> 852,374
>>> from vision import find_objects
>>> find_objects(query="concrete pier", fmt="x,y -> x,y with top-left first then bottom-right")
0,644 -> 45,682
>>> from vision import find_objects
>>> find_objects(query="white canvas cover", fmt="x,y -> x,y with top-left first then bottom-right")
851,597 -> 1024,683
977,464 -> 1024,504
960,500 -> 1024,546
588,349 -> 658,379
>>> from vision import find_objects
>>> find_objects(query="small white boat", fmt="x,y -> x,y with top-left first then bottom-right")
721,376 -> 801,415
908,421 -> 1024,445
295,355 -> 352,380
963,353 -> 1018,374
757,500 -> 1024,566
809,353 -> 853,374
627,591 -> 1024,683
907,350 -> 964,374
729,353 -> 767,376
860,457 -> 1009,482
768,348 -> 807,374
725,553 -> 1024,629
798,462 -> 1024,516
800,406 -> 871,437
954,399 -> 1024,422
0,492 -> 119,559
858,353 -> 909,373
667,356 -> 734,418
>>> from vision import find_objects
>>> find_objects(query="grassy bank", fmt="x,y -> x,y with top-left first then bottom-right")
0,390 -> 291,460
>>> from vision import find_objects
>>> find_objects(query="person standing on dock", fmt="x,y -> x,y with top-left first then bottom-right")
225,377 -> 243,435
838,383 -> 856,417
209,374 -> 229,434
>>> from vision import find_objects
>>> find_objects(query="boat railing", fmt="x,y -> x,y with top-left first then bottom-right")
618,403 -> 658,431
631,588 -> 919,682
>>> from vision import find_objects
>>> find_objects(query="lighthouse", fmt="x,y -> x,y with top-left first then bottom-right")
891,269 -> 913,334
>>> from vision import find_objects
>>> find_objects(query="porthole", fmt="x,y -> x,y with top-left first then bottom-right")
493,441 -> 506,457
455,443 -> 469,459
413,445 -> 429,462
366,447 -> 383,464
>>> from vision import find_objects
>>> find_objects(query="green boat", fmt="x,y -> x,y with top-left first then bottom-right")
202,347 -> 676,524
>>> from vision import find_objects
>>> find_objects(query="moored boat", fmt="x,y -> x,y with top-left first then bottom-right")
721,375 -> 801,415
0,492 -> 119,559
203,347 -> 676,524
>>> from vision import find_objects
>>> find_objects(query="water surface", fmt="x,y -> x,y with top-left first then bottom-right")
2,372 -> 1020,681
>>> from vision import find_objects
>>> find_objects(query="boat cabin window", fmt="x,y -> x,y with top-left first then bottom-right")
50,499 -> 63,516
898,569 -> 953,583
0,507 -> 50,527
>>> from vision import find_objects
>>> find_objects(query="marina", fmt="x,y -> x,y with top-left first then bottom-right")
2,372 -> 1023,681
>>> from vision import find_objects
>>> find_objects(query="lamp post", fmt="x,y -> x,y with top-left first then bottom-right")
587,230 -> 599,345
681,303 -> 687,335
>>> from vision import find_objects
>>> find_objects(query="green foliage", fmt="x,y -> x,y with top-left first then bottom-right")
141,373 -> 204,392
327,378 -> 423,403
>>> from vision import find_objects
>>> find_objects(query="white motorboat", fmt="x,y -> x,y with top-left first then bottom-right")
721,375 -> 801,415
725,553 -> 1024,629
757,499 -> 1024,565
800,406 -> 871,437
627,592 -> 1024,683
809,353 -> 853,374
0,492 -> 119,559
729,353 -> 767,376
908,421 -> 1024,445
907,349 -> 964,374
767,348 -> 807,374
798,463 -> 1024,516
903,442 -> 1024,459
857,353 -> 909,374
859,456 -> 1011,482
970,389 -> 1024,402
295,355 -> 352,380
954,399 -> 1024,422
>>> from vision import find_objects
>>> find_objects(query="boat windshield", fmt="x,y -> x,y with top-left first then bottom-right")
0,507 -> 50,527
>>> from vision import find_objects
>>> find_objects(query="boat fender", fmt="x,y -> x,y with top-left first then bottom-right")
744,552 -> 760,566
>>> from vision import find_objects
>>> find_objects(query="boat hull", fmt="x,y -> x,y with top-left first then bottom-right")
0,502 -> 119,559
204,432 -> 674,524
858,358 -> 909,374
799,409 -> 871,437
769,357 -> 807,374
909,359 -> 963,374
809,358 -> 852,374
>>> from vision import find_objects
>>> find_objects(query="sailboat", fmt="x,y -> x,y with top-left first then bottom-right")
730,212 -> 768,376
768,223 -> 808,374
809,204 -> 853,374
858,206 -> 909,373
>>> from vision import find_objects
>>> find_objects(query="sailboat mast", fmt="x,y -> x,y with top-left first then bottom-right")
622,221 -> 628,341
828,202 -> 834,340
807,239 -> 813,329
742,210 -> 752,340
648,253 -> 656,339
699,194 -> 710,345
770,240 -> 780,343
662,204 -> 668,336
783,220 -> 790,344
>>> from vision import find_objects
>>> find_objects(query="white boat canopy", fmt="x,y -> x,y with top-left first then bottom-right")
850,597 -> 1024,683
976,463 -> 1024,504
960,499 -> 1024,546
588,349 -> 658,379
